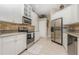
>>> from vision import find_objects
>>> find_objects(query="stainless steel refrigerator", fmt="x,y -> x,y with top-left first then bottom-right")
51,18 -> 63,45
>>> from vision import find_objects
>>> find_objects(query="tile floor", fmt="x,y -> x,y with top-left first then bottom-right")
21,38 -> 67,55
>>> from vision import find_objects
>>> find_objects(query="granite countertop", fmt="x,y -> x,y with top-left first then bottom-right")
0,32 -> 26,37
65,32 -> 79,37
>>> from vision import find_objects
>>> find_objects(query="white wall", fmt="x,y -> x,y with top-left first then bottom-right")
39,18 -> 47,38
0,4 -> 24,23
51,5 -> 78,25
31,11 -> 40,42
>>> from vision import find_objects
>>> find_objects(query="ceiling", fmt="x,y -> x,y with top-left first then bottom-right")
30,4 -> 70,17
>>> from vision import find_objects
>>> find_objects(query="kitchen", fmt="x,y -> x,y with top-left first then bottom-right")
0,4 -> 79,55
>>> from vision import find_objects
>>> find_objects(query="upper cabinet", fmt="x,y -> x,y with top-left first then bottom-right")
51,5 -> 79,25
24,4 -> 32,19
31,11 -> 39,31
23,4 -> 32,24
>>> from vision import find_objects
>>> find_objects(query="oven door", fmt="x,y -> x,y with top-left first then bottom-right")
27,32 -> 34,45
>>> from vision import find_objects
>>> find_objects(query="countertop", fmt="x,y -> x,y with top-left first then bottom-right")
65,32 -> 79,37
0,32 -> 26,37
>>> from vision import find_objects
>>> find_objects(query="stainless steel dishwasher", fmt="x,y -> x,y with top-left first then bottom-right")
68,34 -> 77,55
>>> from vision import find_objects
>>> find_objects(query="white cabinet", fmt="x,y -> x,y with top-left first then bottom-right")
31,11 -> 39,31
34,32 -> 40,42
16,34 -> 27,54
0,38 -> 2,54
0,33 -> 27,55
78,38 -> 79,55
66,5 -> 78,24
31,11 -> 40,42
24,4 -> 32,19
63,33 -> 68,51
51,5 -> 78,25
0,38 -> 1,54
2,36 -> 16,55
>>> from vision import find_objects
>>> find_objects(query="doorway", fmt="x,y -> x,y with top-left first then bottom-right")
39,18 -> 47,38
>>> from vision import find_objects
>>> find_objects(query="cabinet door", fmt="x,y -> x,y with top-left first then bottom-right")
20,34 -> 27,49
16,34 -> 27,54
35,32 -> 40,42
0,38 -> 2,55
63,33 -> 67,51
2,36 -> 16,55
24,4 -> 32,18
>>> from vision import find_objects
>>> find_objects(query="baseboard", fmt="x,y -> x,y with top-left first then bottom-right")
34,38 -> 40,43
18,38 -> 41,55
18,48 -> 27,55
62,45 -> 68,53
40,37 -> 48,39
51,40 -> 62,45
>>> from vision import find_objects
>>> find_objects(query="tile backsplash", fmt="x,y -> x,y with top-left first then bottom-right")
0,21 -> 35,34
0,22 -> 18,30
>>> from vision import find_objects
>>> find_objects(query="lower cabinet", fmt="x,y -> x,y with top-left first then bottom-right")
15,34 -> 27,54
2,36 -> 16,55
63,33 -> 68,51
0,33 -> 27,55
0,38 -> 2,54
34,32 -> 40,42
